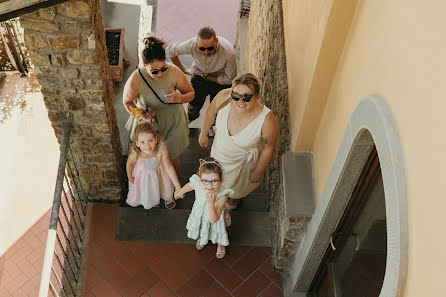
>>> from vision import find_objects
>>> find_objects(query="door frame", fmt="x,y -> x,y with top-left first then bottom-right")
286,96 -> 408,297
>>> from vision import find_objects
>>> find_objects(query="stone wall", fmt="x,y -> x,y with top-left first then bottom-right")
20,0 -> 123,201
244,0 -> 292,269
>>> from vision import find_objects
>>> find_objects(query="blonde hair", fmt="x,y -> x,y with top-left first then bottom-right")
232,73 -> 261,96
197,26 -> 216,40
132,123 -> 161,155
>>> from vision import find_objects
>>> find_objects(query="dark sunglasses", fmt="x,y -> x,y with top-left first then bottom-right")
198,46 -> 215,51
150,65 -> 168,75
231,91 -> 254,103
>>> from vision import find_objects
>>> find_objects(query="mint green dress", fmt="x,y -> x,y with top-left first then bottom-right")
186,174 -> 234,247
125,66 -> 189,159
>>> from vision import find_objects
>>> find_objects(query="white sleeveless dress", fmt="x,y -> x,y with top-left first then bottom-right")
211,103 -> 271,199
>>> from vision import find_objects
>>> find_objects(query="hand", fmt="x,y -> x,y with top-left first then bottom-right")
185,68 -> 195,77
129,177 -> 135,184
164,87 -> 182,103
249,171 -> 263,183
205,191 -> 217,203
198,132 -> 208,147
174,189 -> 184,199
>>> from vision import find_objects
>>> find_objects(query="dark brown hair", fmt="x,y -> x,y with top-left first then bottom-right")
198,157 -> 223,179
142,36 -> 166,64
197,26 -> 216,40
232,73 -> 261,96
132,122 -> 161,155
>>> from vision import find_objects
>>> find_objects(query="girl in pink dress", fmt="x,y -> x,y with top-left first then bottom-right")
126,123 -> 181,209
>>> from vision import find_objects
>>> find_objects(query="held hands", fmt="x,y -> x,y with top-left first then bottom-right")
198,131 -> 208,147
129,176 -> 135,184
249,170 -> 263,183
174,188 -> 184,200
164,87 -> 182,103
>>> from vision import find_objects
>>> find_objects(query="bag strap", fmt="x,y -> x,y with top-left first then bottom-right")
138,68 -> 167,104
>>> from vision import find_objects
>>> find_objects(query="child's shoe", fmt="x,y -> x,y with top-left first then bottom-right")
216,245 -> 226,259
164,199 -> 176,209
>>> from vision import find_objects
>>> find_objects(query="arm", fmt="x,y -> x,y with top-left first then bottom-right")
206,193 -> 229,223
174,183 -> 193,199
164,64 -> 195,103
206,194 -> 228,223
205,74 -> 218,83
249,112 -> 280,183
126,152 -> 138,183
198,88 -> 232,147
161,144 -> 181,190
122,71 -> 141,114
170,56 -> 193,76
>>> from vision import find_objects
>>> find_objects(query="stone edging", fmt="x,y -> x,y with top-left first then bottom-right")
286,96 -> 408,296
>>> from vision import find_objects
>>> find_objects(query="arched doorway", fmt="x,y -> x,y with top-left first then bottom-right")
287,96 -> 408,297
309,146 -> 387,296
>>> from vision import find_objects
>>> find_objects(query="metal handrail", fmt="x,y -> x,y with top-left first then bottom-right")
38,122 -> 88,297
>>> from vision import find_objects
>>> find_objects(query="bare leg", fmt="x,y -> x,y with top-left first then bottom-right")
171,158 -> 180,173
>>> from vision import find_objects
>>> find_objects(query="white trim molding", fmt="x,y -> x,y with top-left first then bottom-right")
286,96 -> 408,297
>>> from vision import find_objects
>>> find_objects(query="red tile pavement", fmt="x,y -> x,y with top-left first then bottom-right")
0,209 -> 51,297
0,202 -> 283,296
81,203 -> 283,297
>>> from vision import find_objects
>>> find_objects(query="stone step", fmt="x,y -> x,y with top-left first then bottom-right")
116,207 -> 272,246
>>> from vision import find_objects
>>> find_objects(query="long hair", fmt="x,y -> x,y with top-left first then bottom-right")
132,122 -> 161,155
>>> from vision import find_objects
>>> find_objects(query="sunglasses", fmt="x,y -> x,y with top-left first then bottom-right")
198,46 -> 215,51
231,91 -> 254,103
150,65 -> 168,75
200,179 -> 220,186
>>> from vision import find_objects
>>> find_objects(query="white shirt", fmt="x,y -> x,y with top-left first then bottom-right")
165,36 -> 237,85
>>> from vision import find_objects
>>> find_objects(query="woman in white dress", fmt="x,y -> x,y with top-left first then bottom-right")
198,73 -> 279,209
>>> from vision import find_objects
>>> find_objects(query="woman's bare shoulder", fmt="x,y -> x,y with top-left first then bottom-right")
214,88 -> 232,107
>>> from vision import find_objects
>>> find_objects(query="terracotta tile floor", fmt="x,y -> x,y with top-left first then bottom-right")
0,209 -> 51,297
81,203 -> 283,297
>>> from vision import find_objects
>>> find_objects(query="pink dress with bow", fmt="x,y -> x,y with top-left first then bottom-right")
126,142 -> 174,209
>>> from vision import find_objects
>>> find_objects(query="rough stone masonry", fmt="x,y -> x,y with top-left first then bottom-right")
245,0 -> 309,270
20,0 -> 123,201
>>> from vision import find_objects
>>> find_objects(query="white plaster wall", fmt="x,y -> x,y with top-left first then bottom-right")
0,76 -> 59,254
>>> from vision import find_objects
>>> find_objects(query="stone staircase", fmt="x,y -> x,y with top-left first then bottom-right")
116,128 -> 272,246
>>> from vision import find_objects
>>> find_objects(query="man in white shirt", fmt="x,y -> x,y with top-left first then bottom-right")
165,26 -> 237,122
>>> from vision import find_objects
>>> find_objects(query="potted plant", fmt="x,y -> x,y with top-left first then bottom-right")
105,28 -> 125,82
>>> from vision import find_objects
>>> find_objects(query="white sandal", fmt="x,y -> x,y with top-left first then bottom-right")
216,245 -> 226,259
196,239 -> 204,251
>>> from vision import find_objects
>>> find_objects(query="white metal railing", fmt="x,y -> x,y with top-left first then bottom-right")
39,122 -> 88,297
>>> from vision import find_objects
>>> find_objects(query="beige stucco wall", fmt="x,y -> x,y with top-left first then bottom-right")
282,0 -> 331,152
284,0 -> 446,296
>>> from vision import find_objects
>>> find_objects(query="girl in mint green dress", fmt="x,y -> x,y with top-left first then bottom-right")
175,158 -> 233,259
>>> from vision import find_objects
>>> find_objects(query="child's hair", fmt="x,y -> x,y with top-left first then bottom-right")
198,157 -> 223,179
132,122 -> 161,155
